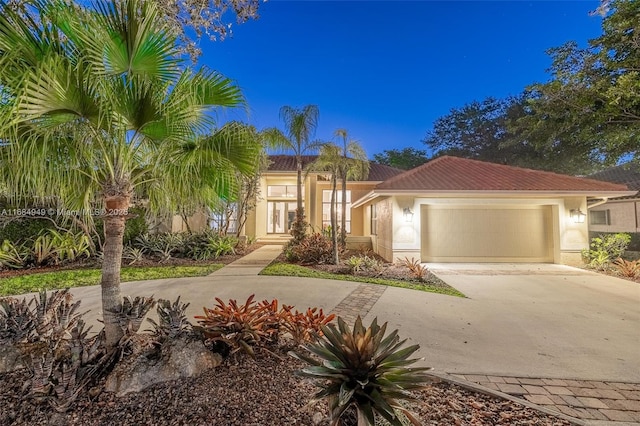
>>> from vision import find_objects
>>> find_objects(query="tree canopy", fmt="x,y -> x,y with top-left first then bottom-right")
372,147 -> 429,170
422,96 -> 602,174
515,0 -> 639,165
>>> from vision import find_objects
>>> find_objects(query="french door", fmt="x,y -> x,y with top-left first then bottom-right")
267,201 -> 297,234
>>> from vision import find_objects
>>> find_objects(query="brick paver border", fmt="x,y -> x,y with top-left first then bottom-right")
454,374 -> 640,424
331,283 -> 386,324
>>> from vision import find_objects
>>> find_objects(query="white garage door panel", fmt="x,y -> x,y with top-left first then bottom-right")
421,206 -> 553,263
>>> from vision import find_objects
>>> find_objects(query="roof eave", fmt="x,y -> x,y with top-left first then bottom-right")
351,189 -> 637,208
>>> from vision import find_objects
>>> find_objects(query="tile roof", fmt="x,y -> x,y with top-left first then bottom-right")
374,156 -> 631,192
587,162 -> 640,191
266,155 -> 404,182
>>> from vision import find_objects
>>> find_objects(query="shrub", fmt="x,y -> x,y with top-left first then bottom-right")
0,218 -> 54,245
398,257 -> 430,281
612,258 -> 640,279
123,207 -> 148,246
290,316 -> 431,425
290,233 -> 333,265
582,233 -> 632,269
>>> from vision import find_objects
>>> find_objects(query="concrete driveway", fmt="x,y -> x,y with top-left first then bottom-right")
366,263 -> 640,382
9,258 -> 639,383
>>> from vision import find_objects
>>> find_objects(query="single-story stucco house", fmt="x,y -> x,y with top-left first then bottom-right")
245,155 -> 634,266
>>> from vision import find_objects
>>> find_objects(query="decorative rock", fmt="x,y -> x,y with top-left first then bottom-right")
0,344 -> 23,373
104,337 -> 222,397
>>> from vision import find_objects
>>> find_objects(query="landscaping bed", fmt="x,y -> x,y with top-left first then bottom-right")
0,347 -> 573,426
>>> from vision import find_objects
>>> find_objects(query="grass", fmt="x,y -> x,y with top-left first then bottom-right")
0,264 -> 224,297
260,262 -> 465,297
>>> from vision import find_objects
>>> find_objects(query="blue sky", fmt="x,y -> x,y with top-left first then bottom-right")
202,1 -> 604,158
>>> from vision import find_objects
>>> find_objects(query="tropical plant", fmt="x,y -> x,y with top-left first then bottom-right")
399,257 -> 430,281
122,246 -> 145,265
194,294 -> 279,357
290,316 -> 431,425
612,258 -> 640,279
289,233 -> 334,265
280,306 -> 335,346
309,143 -> 343,264
1,290 -> 104,412
0,239 -> 31,269
333,129 -> 369,248
263,105 -> 320,243
347,254 -> 382,275
0,0 -> 260,348
148,296 -> 192,341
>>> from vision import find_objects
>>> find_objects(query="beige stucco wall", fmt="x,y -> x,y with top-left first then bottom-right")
365,195 -> 590,265
589,199 -> 639,234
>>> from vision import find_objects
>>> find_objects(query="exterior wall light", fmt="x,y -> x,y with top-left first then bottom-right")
403,207 -> 414,223
570,209 -> 586,223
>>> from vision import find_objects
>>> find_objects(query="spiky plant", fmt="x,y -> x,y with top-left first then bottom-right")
0,297 -> 35,344
148,296 -> 192,340
112,296 -> 156,336
290,316 -> 431,426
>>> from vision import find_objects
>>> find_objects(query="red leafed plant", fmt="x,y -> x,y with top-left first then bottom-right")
280,307 -> 336,346
194,294 -> 279,357
612,257 -> 640,279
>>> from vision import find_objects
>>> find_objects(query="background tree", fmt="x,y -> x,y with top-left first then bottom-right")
262,105 -> 319,243
0,0 -> 260,347
334,129 -> 369,248
372,147 -> 429,170
515,0 -> 639,165
423,95 -> 602,174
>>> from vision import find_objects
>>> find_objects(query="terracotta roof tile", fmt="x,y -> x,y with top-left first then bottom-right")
375,156 -> 630,192
266,155 -> 403,182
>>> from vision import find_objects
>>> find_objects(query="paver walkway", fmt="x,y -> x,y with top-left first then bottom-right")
454,374 -> 640,424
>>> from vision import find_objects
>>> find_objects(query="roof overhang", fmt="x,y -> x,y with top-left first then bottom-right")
351,189 -> 638,209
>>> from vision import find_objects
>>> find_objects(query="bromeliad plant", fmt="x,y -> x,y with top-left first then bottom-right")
194,294 -> 279,357
290,316 -> 431,426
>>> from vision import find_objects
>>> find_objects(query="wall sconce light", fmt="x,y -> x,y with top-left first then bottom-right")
403,207 -> 414,223
570,209 -> 586,223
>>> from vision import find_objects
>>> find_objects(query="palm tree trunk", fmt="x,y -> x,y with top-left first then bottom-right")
101,194 -> 130,348
340,175 -> 347,249
330,176 -> 339,265
296,160 -> 303,215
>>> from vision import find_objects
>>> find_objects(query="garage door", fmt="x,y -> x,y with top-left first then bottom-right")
420,205 -> 554,263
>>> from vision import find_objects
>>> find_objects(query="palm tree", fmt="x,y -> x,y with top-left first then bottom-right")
262,105 -> 319,242
333,129 -> 369,248
309,143 -> 342,264
0,0 -> 260,348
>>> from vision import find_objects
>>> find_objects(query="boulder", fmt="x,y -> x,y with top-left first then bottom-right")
104,337 -> 222,396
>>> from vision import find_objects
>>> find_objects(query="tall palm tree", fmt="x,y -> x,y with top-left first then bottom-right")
0,0 -> 260,347
262,105 -> 319,241
309,143 -> 342,264
333,129 -> 369,248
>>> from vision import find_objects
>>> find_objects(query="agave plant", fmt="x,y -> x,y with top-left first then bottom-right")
290,316 -> 431,426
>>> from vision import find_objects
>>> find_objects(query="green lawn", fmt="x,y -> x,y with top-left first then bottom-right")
260,262 -> 465,297
0,264 -> 224,297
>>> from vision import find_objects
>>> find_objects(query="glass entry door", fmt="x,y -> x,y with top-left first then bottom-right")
267,202 -> 296,234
